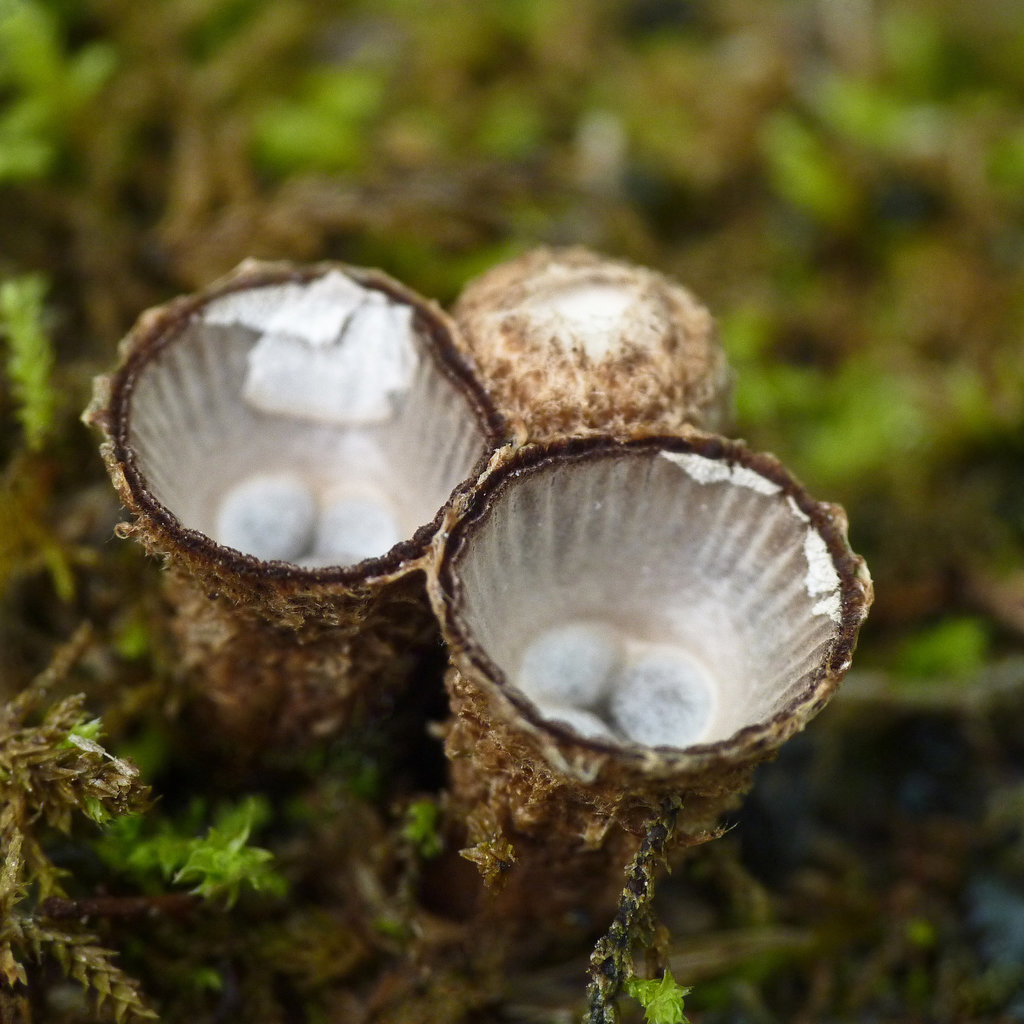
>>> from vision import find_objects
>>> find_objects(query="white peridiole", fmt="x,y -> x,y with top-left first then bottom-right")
529,700 -> 617,742
216,472 -> 316,562
610,646 -> 716,748
307,491 -> 403,567
516,621 -> 621,709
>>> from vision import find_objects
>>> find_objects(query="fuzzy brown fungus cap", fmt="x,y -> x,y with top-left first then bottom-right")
84,259 -> 508,620
452,246 -> 733,441
430,433 -> 872,843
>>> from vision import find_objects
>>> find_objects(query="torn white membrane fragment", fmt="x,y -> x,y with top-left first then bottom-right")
803,528 -> 842,622
518,278 -> 657,360
205,271 -> 420,426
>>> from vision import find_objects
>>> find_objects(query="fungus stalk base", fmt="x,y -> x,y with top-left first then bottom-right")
164,564 -> 440,754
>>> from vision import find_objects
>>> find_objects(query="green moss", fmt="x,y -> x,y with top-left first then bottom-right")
0,454 -> 81,602
474,86 -> 546,159
814,74 -> 947,157
0,0 -> 116,182
111,613 -> 151,662
400,799 -> 443,860
906,918 -> 937,949
0,275 -> 56,451
988,127 -> 1024,190
759,111 -> 861,228
894,617 -> 991,679
625,970 -> 691,1024
95,796 -> 287,907
0,632 -> 155,1021
880,7 -> 948,96
252,67 -> 387,175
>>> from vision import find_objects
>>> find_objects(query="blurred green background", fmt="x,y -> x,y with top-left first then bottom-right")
2,1 -> 1023,1021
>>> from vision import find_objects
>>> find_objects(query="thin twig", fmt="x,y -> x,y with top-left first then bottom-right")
40,892 -> 197,920
583,797 -> 682,1024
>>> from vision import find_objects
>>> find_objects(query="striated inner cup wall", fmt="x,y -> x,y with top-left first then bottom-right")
451,446 -> 846,749
128,271 -> 489,569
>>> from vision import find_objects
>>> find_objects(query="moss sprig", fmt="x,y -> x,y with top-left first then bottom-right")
0,626 -> 155,1021
94,796 -> 287,908
0,452 -> 87,603
3,914 -> 156,1023
584,797 -> 690,1024
624,970 -> 691,1024
0,627 -> 150,895
0,274 -> 57,451
400,799 -> 444,861
0,1 -> 117,184
459,805 -> 516,890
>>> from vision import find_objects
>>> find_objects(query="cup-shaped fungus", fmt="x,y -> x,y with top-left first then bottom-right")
452,246 -> 733,441
86,261 -> 505,748
429,433 -> 871,923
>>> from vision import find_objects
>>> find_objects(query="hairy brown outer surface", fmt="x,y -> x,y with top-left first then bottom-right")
452,246 -> 734,441
430,434 -> 872,900
164,566 -> 439,751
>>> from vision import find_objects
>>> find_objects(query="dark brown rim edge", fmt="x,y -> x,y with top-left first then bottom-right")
92,261 -> 511,586
435,432 -> 873,769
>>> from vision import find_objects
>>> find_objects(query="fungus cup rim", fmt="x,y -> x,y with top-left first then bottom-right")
84,260 -> 509,593
429,431 -> 873,781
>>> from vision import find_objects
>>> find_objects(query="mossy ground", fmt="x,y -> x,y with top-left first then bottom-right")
2,1 -> 1023,1021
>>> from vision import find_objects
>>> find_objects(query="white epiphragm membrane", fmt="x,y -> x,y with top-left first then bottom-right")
516,278 -> 668,361
238,281 -> 418,426
533,283 -> 635,359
